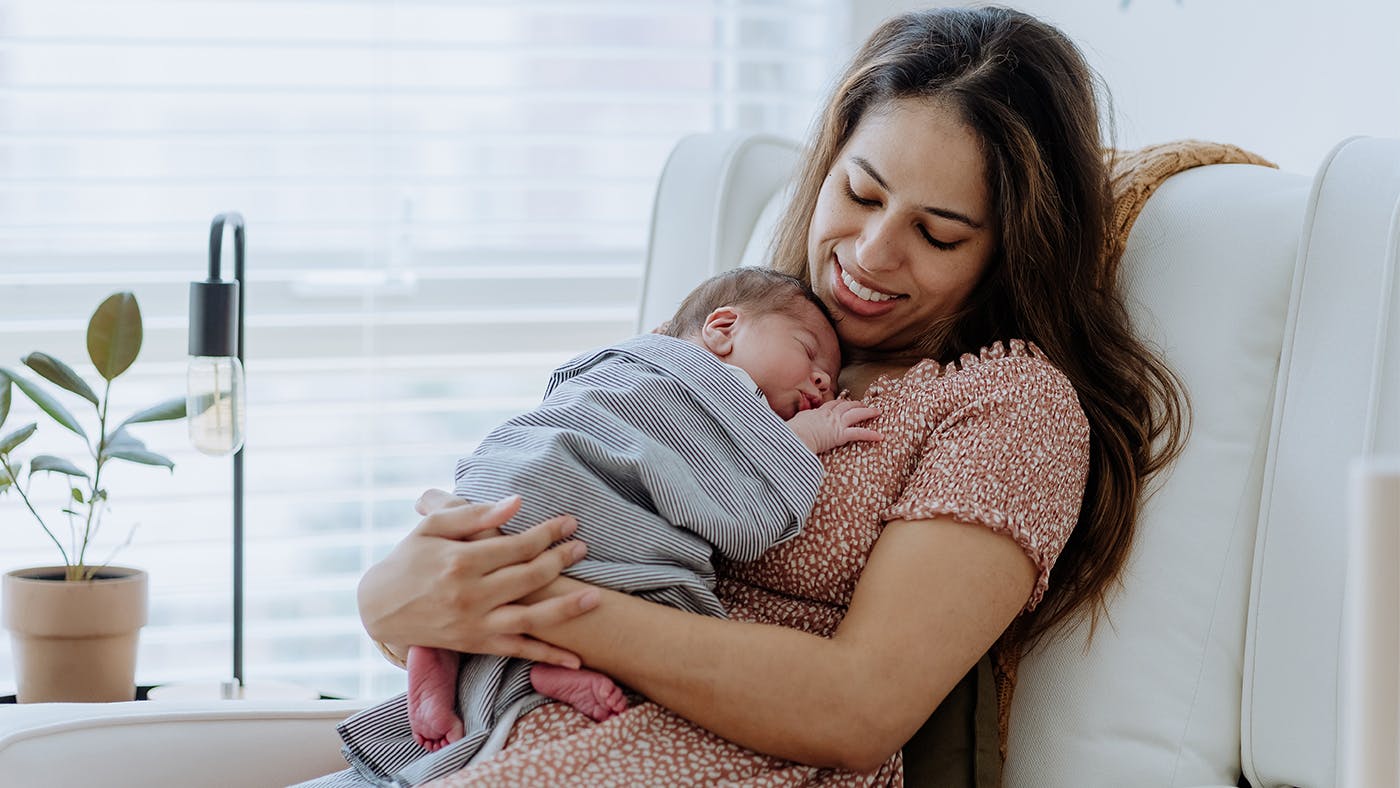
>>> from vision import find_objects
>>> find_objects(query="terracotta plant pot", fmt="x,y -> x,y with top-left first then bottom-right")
2,566 -> 148,703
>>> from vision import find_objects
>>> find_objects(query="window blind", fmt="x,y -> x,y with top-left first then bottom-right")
0,0 -> 843,699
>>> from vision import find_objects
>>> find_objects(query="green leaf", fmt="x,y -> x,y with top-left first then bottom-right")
0,423 -> 37,455
87,292 -> 143,382
104,449 -> 175,471
71,487 -> 84,504
31,454 -> 90,480
117,397 -> 187,431
103,428 -> 146,455
22,352 -> 99,406
0,372 -> 10,430
4,371 -> 88,440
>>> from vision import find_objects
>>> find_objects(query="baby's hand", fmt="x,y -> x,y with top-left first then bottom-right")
786,398 -> 883,455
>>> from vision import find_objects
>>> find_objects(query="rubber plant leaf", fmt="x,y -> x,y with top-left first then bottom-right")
104,449 -> 175,472
30,454 -> 90,480
0,423 -> 38,456
117,397 -> 187,431
87,292 -> 143,382
22,352 -> 99,406
103,428 -> 146,455
0,372 -> 10,430
3,370 -> 88,440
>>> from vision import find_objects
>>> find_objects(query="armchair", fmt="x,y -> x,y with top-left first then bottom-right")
3,132 -> 1397,788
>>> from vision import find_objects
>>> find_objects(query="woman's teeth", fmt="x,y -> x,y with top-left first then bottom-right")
841,269 -> 897,302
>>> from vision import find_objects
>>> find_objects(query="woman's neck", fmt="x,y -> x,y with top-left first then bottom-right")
837,359 -> 920,398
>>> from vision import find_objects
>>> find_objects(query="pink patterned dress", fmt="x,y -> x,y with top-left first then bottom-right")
424,340 -> 1090,787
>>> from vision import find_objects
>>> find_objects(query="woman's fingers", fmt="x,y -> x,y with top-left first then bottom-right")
480,537 -> 589,605
469,513 -> 581,569
485,590 -> 601,667
490,634 -> 584,670
414,488 -> 465,516
416,494 -> 523,540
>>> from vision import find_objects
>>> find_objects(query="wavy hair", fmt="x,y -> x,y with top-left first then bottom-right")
769,7 -> 1189,647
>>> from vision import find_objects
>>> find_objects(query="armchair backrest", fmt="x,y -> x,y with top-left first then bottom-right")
640,132 -> 1400,787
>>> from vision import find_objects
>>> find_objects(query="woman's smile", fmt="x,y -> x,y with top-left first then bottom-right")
829,256 -> 904,318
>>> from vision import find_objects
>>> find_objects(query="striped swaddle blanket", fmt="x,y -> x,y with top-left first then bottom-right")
308,334 -> 824,787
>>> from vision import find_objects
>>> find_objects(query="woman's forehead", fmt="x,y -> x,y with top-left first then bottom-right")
840,98 -> 990,224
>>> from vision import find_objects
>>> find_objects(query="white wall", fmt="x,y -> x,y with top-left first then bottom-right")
846,0 -> 1400,175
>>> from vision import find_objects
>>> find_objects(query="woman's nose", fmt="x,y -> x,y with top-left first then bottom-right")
855,215 -> 904,272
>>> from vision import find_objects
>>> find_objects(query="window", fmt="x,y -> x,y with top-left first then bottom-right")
0,0 -> 843,698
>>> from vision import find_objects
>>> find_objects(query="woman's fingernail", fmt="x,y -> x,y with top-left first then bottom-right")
570,542 -> 588,561
578,590 -> 600,611
560,517 -> 578,537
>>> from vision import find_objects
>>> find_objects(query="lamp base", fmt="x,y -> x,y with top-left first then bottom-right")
145,679 -> 321,701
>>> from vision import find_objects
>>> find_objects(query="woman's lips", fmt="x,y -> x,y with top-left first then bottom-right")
830,260 -> 902,318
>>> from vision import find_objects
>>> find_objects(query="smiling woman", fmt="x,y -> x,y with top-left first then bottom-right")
807,98 -> 996,357
0,0 -> 846,700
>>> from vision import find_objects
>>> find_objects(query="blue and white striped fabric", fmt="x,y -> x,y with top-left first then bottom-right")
301,334 -> 824,787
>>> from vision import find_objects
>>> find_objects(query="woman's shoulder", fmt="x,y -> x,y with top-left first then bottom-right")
895,340 -> 1079,405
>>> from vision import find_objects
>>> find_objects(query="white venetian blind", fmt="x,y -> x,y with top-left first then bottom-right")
0,0 -> 841,699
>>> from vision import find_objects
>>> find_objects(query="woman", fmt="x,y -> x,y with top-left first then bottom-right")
356,6 -> 1186,784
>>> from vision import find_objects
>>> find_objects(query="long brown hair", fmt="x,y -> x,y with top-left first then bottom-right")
770,7 -> 1189,647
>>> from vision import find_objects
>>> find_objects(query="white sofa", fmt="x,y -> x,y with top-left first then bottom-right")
3,133 -> 1397,788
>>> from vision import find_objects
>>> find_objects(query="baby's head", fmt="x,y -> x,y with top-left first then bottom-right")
663,268 -> 840,419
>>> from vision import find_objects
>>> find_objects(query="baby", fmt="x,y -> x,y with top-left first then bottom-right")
376,269 -> 883,771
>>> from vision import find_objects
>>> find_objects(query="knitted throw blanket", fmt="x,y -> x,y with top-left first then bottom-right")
993,139 -> 1276,755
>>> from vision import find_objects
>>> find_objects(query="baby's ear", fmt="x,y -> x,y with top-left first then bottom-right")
699,307 -> 739,356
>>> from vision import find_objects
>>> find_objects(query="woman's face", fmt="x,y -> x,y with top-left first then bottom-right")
807,98 -> 997,355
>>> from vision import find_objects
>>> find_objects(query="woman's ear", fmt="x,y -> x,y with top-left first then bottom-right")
699,307 -> 740,357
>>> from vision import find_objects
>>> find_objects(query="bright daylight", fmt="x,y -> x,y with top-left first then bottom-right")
0,1 -> 1396,787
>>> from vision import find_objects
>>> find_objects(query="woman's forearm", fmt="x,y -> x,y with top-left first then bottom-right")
526,518 -> 1036,773
530,579 -> 877,769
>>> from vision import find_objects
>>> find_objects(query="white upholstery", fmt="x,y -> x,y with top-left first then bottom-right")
1,133 -> 1396,787
0,699 -> 364,788
1005,162 -> 1310,788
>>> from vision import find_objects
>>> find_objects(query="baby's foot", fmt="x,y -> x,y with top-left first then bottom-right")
407,646 -> 465,752
530,663 -> 628,722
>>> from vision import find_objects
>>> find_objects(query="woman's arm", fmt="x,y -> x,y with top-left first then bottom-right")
525,516 -> 1035,772
357,493 -> 601,669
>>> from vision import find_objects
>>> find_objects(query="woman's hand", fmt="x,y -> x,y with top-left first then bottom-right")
357,491 -> 600,668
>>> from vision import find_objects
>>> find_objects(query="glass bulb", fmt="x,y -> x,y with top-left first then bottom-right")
187,356 -> 246,456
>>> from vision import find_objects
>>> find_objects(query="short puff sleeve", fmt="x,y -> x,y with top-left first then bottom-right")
881,353 -> 1090,611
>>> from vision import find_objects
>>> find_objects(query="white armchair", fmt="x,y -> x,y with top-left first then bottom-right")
3,132 -> 1397,788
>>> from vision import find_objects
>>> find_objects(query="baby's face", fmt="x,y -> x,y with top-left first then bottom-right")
726,302 -> 841,420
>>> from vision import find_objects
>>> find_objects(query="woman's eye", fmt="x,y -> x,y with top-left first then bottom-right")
918,225 -> 959,251
843,183 -> 880,208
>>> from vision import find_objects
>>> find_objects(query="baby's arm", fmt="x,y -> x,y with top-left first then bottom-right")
786,398 -> 882,454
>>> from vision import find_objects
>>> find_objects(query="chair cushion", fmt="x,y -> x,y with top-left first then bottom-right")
1004,163 -> 1310,786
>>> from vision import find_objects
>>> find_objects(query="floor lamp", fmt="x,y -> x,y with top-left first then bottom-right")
148,214 -> 317,701
186,212 -> 248,697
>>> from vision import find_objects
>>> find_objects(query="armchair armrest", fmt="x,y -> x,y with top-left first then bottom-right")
0,698 -> 366,788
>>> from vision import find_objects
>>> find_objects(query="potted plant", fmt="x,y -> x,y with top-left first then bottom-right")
0,292 -> 186,702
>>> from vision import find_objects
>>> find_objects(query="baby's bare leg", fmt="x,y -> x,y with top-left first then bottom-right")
407,645 -> 466,751
529,663 -> 628,721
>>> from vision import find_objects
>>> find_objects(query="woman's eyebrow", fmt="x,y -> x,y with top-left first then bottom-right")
850,155 -> 983,229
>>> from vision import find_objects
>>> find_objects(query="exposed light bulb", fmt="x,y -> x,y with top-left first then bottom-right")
187,355 -> 246,456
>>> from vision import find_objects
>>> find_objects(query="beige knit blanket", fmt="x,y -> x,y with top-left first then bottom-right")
994,139 -> 1276,756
